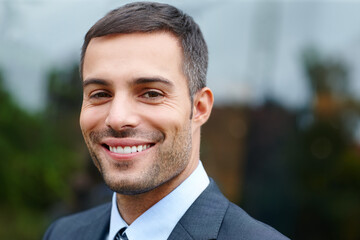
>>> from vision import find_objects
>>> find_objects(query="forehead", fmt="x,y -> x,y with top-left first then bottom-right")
82,32 -> 187,87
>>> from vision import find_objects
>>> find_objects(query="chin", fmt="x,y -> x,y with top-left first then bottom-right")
104,175 -> 157,195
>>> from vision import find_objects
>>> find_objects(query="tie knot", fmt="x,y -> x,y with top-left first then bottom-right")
114,227 -> 128,240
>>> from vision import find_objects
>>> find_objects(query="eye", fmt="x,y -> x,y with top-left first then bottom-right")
139,89 -> 165,103
90,91 -> 111,99
142,90 -> 164,99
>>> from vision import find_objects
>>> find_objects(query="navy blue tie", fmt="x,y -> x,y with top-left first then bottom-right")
114,227 -> 128,240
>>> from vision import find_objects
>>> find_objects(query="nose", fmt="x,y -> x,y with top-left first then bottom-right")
105,95 -> 140,130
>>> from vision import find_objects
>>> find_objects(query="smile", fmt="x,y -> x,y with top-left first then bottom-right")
108,144 -> 152,154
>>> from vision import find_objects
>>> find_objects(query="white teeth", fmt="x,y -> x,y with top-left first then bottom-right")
109,144 -> 151,154
124,146 -> 131,154
137,145 -> 143,152
117,146 -> 124,154
131,146 -> 137,153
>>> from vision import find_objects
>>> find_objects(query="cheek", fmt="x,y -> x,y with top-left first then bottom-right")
145,109 -> 187,137
140,100 -> 191,132
80,107 -> 105,133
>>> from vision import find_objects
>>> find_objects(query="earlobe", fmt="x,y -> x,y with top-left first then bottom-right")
192,87 -> 214,126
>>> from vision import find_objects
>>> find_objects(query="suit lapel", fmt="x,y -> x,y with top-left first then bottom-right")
167,222 -> 195,240
168,179 -> 229,240
79,203 -> 111,240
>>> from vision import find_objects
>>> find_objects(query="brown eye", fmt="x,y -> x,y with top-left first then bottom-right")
90,92 -> 111,99
142,91 -> 163,98
139,90 -> 165,104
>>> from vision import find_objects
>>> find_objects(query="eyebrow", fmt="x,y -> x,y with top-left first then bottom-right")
82,77 -> 174,88
82,78 -> 110,88
132,77 -> 174,87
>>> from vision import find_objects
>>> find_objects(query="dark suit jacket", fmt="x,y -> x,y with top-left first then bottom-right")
43,179 -> 289,239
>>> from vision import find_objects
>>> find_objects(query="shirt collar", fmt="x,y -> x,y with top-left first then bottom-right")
108,193 -> 128,240
108,161 -> 209,240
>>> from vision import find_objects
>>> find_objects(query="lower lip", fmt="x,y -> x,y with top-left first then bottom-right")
103,145 -> 153,161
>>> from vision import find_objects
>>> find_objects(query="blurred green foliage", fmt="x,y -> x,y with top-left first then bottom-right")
0,66 -> 83,240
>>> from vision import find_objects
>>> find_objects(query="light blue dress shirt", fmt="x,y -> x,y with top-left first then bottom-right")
107,161 -> 210,240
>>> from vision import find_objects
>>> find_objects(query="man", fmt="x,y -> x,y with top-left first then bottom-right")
44,2 -> 289,240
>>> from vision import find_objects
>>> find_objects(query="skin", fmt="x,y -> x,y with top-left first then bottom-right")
80,32 -> 213,224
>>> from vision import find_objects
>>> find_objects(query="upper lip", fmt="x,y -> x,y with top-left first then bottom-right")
101,138 -> 154,147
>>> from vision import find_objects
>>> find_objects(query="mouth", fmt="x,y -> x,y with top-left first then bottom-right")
102,143 -> 155,154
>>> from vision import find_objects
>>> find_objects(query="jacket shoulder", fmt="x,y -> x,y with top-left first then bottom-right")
172,179 -> 290,240
43,203 -> 111,240
218,202 -> 290,240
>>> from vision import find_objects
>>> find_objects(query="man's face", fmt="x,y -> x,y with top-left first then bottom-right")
80,32 -> 198,195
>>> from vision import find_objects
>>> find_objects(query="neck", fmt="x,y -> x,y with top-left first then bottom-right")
116,159 -> 199,225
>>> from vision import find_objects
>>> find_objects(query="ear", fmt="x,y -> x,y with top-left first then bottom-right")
192,87 -> 214,127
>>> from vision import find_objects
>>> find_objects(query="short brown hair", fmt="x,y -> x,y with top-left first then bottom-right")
80,1 -> 208,98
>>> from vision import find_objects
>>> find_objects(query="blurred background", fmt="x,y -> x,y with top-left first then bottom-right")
1,0 -> 360,239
